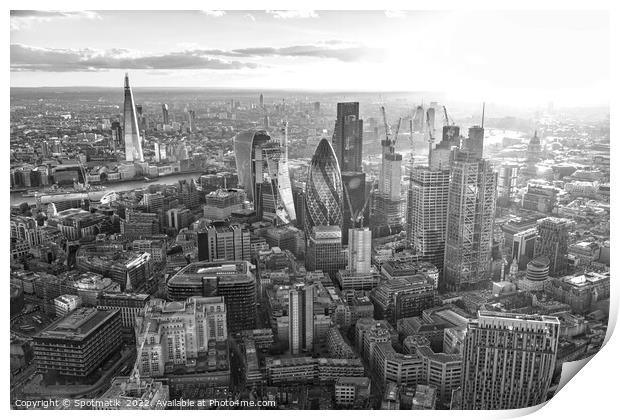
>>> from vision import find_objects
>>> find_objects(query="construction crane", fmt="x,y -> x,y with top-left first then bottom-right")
443,105 -> 455,126
380,106 -> 391,146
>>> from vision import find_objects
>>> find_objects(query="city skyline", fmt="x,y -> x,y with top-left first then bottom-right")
10,9 -> 610,106
9,7 -> 611,412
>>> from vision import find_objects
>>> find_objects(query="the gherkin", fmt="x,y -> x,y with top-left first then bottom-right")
304,138 -> 344,234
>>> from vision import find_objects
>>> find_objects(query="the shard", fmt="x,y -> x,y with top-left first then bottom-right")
122,73 -> 144,162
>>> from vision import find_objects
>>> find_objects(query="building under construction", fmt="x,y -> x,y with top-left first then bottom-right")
372,107 -> 403,237
443,148 -> 497,291
406,105 -> 455,276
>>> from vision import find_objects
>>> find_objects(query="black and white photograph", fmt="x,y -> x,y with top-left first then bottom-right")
7,3 -> 615,414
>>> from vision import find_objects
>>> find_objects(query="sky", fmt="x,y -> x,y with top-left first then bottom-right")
9,10 -> 610,106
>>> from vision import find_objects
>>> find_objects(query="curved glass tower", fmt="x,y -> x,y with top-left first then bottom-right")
233,129 -> 296,225
305,138 -> 344,233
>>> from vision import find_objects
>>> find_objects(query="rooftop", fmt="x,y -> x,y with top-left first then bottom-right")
35,308 -> 119,341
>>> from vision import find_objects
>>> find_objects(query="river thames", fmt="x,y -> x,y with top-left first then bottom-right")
10,171 -> 204,207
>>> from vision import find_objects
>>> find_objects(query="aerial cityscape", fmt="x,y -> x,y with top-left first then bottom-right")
9,9 -> 610,411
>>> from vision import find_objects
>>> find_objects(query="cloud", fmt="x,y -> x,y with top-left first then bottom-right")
194,41 -> 385,62
10,44 -> 259,72
200,10 -> 226,17
266,10 -> 318,19
10,10 -> 100,30
385,10 -> 407,19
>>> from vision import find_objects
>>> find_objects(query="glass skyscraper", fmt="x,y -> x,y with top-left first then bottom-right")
122,73 -> 144,162
332,102 -> 363,173
233,129 -> 296,225
305,138 -> 344,233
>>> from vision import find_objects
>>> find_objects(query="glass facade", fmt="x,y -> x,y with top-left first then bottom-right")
122,73 -> 143,162
305,138 -> 344,233
233,129 -> 296,225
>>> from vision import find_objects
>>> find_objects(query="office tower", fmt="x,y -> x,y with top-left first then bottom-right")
348,228 -> 372,273
430,123 -> 461,171
342,171 -> 367,243
33,308 -> 122,383
533,217 -> 574,276
443,148 -> 497,291
333,102 -> 364,173
313,101 -> 321,113
289,283 -> 315,354
135,297 -> 227,377
111,121 -> 122,150
305,138 -> 344,233
197,224 -> 251,262
497,163 -> 519,206
508,227 -> 538,270
122,73 -> 144,162
186,109 -> 196,133
413,105 -> 425,132
460,311 -> 560,410
292,185 -> 306,229
233,129 -> 296,225
135,104 -> 146,132
373,110 -> 403,234
461,105 -> 485,160
161,103 -> 169,125
522,131 -> 541,179
463,126 -> 484,159
166,261 -> 256,332
259,93 -> 264,107
306,225 -> 346,278
407,166 -> 450,273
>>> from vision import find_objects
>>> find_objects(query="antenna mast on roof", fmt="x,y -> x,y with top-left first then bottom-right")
481,102 -> 486,128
